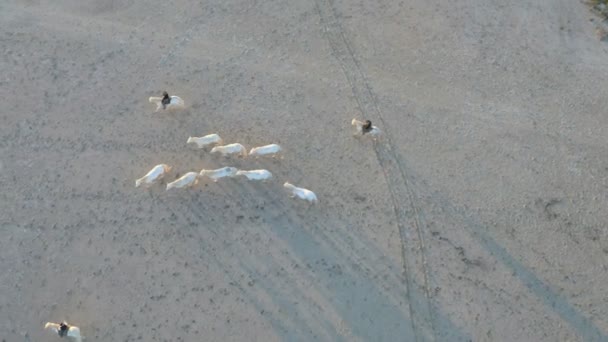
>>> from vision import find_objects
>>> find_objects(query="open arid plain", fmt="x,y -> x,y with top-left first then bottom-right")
1,0 -> 607,341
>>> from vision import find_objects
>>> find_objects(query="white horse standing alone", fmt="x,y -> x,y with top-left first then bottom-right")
283,182 -> 318,204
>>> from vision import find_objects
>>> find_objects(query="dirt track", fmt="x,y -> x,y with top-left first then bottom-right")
1,0 -> 607,341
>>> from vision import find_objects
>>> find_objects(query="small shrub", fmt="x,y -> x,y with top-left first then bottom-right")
589,0 -> 608,19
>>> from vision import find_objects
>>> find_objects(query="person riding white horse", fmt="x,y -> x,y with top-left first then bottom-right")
161,91 -> 171,109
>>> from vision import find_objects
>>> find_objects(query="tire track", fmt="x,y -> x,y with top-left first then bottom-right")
313,0 -> 435,340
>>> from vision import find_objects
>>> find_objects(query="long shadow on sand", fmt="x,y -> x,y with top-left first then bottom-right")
392,152 -> 607,342
159,176 -> 470,341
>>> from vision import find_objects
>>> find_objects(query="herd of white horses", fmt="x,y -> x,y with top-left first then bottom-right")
44,93 -> 380,341
138,93 -> 379,203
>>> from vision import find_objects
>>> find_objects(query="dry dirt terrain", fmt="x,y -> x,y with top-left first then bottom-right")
1,0 -> 607,341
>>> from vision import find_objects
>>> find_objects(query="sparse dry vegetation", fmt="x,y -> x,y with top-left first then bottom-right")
587,0 -> 608,40
589,0 -> 608,18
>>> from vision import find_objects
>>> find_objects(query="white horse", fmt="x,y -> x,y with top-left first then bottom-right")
351,118 -> 381,137
236,169 -> 273,181
199,167 -> 238,182
45,322 -> 82,342
249,144 -> 282,158
149,93 -> 185,112
283,182 -> 318,204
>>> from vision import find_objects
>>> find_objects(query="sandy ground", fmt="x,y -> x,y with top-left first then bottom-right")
1,0 -> 607,341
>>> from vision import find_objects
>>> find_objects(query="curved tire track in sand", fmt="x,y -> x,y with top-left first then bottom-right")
313,0 -> 435,340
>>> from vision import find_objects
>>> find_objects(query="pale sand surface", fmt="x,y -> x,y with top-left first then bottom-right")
1,0 -> 607,341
